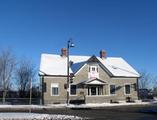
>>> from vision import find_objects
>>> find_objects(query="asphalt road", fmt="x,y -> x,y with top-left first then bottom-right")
0,105 -> 157,120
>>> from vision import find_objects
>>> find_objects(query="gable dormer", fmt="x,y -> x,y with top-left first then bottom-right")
88,65 -> 99,79
87,55 -> 100,79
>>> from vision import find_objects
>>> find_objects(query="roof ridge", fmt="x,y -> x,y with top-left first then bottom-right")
41,53 -> 123,59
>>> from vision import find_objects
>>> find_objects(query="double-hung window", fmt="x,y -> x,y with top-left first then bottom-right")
110,85 -> 116,95
88,86 -> 103,96
51,83 -> 59,96
70,85 -> 76,95
89,66 -> 98,73
125,84 -> 131,95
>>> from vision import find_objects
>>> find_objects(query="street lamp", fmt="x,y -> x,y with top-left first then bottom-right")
67,39 -> 74,106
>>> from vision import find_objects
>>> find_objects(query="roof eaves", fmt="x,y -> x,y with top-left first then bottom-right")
39,74 -> 68,77
111,76 -> 140,78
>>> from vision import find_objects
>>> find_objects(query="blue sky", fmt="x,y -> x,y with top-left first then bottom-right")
0,0 -> 157,75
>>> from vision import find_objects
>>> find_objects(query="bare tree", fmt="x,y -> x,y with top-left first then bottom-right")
139,70 -> 157,89
152,76 -> 157,97
0,49 -> 16,103
32,84 -> 40,98
15,59 -> 36,98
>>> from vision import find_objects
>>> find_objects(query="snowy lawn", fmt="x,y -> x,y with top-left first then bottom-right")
67,100 -> 157,108
0,100 -> 156,110
0,113 -> 84,120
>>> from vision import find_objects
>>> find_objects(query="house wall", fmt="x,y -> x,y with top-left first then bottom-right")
42,62 -> 138,104
99,64 -> 138,101
73,63 -> 138,103
42,77 -> 67,104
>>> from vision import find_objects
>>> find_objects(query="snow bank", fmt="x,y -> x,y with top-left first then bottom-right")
0,113 -> 83,120
0,100 -> 156,110
67,100 -> 153,108
0,104 -> 66,109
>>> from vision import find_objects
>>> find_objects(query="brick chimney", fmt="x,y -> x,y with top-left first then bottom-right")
100,50 -> 106,59
61,48 -> 67,57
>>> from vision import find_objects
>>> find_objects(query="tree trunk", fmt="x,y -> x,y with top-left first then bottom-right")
2,90 -> 6,104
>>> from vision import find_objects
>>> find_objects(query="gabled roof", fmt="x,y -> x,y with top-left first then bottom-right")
39,54 -> 140,78
83,78 -> 106,85
39,54 -> 89,76
97,57 -> 140,77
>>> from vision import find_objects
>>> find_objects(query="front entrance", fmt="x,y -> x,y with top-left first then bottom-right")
91,87 -> 97,95
88,86 -> 103,96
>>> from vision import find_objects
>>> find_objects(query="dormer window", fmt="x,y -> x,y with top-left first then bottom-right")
89,66 -> 98,73
88,65 -> 99,79
92,67 -> 95,71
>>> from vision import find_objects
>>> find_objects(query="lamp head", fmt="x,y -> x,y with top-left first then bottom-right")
70,42 -> 75,47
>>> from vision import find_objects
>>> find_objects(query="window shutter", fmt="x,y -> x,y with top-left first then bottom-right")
43,82 -> 47,92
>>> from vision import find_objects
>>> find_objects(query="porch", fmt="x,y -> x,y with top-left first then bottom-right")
70,78 -> 112,104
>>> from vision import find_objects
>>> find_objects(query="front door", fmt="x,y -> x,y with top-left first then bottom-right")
88,86 -> 103,96
91,87 -> 97,95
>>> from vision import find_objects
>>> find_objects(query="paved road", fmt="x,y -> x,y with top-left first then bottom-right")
0,105 -> 157,120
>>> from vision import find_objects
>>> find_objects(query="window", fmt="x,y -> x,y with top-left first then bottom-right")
88,86 -> 103,96
88,65 -> 99,79
70,85 -> 76,95
91,87 -> 97,95
51,83 -> 59,96
125,84 -> 131,94
110,85 -> 116,95
89,66 -> 98,72
92,67 -> 96,71
52,87 -> 59,95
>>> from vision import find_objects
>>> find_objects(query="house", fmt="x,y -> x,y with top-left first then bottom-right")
39,48 -> 140,104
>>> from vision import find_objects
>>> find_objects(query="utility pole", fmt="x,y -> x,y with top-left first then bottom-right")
66,39 -> 74,106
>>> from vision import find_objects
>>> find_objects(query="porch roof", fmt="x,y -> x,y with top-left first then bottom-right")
82,78 -> 107,85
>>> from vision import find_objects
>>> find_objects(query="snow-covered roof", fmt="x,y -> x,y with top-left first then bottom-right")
39,54 -> 72,76
39,54 -> 140,77
97,57 -> 140,77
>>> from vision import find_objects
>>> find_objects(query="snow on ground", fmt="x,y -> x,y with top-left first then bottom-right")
67,100 -> 153,108
0,100 -> 156,109
0,101 -> 156,120
0,113 -> 83,120
0,104 -> 66,109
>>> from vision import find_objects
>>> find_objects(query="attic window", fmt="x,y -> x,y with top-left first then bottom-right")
89,66 -> 98,73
